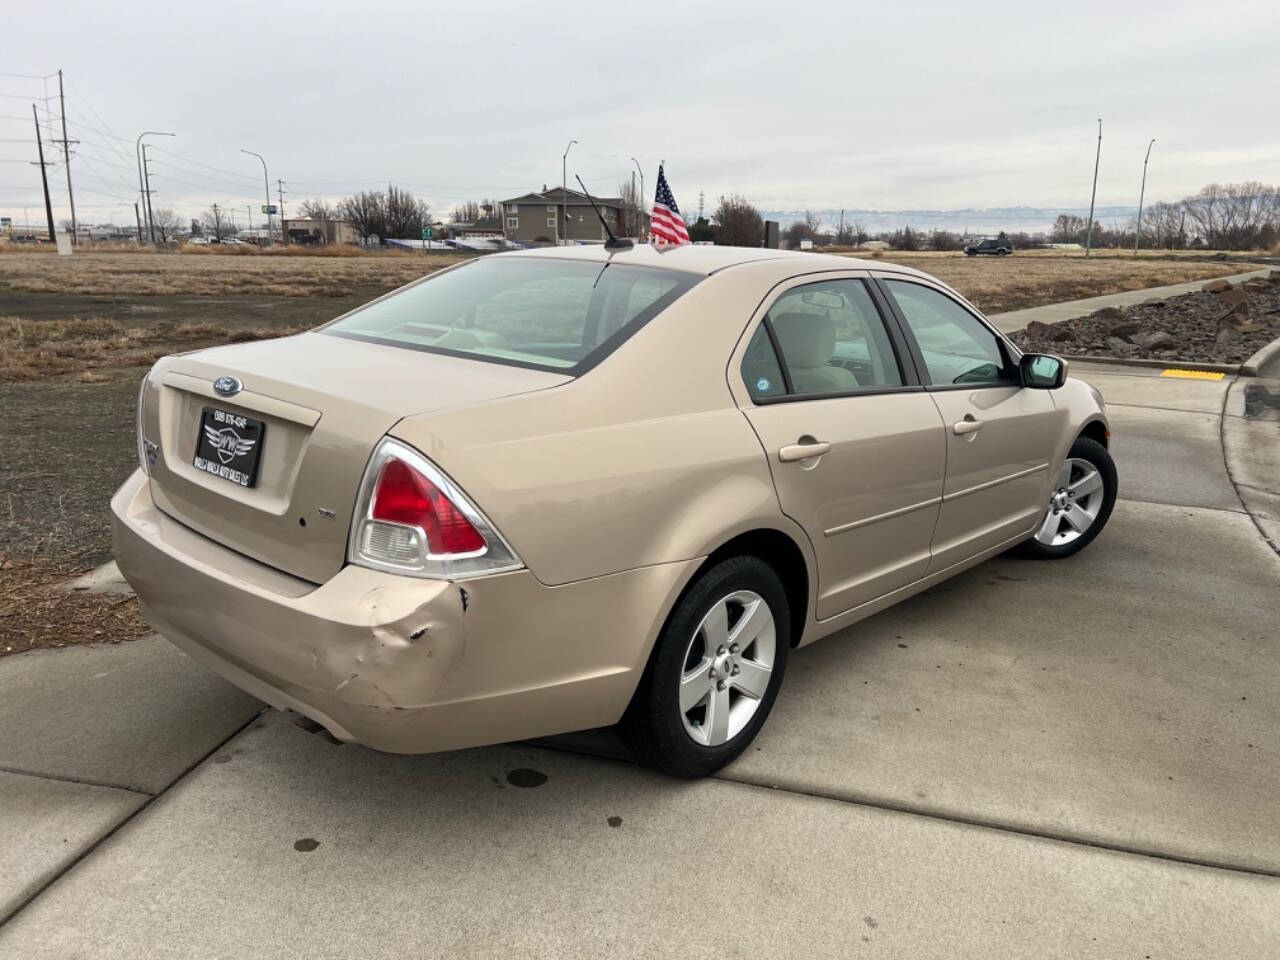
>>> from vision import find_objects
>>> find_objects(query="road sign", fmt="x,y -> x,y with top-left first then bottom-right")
422,227 -> 433,240
261,204 -> 278,215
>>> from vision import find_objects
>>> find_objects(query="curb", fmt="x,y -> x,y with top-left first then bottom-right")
1240,334 -> 1280,377
1059,355 -> 1242,375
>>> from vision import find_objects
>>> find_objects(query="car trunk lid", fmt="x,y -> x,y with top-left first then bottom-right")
144,332 -> 569,583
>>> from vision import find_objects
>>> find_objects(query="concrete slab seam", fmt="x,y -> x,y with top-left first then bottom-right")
0,707 -> 268,930
0,765 -> 152,799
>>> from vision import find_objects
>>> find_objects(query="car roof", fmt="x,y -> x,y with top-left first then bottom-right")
491,242 -> 933,280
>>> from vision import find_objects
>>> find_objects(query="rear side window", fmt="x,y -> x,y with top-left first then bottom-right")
323,258 -> 699,375
740,278 -> 904,401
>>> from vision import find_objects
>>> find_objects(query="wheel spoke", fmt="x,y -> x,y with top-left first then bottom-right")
1034,507 -> 1061,543
1070,468 -> 1102,498
1056,460 -> 1072,488
733,659 -> 771,700
701,599 -> 729,651
1062,507 -> 1090,534
728,597 -> 770,648
679,660 -> 713,714
705,683 -> 731,744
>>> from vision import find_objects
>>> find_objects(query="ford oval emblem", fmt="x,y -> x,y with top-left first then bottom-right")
213,375 -> 242,398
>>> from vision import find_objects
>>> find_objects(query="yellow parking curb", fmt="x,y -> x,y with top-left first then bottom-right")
1160,369 -> 1226,381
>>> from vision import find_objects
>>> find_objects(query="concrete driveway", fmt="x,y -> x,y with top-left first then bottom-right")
2,363 -> 1278,958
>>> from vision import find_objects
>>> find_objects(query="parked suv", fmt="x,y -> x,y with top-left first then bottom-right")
964,236 -> 1013,256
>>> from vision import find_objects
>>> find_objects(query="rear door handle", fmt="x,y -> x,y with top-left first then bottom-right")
778,440 -> 831,462
953,417 -> 984,435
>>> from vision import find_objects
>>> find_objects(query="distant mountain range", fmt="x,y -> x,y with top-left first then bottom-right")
760,206 -> 1140,236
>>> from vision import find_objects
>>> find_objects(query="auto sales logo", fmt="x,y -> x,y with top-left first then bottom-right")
203,422 -> 256,465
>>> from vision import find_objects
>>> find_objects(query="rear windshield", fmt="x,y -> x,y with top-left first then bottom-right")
322,257 -> 699,374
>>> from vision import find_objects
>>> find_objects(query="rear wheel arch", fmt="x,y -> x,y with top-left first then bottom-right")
701,528 -> 810,647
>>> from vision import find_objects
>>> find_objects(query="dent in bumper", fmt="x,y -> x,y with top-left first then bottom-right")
111,470 -> 698,753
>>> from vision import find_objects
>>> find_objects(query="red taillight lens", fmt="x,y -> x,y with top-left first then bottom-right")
372,457 -> 486,555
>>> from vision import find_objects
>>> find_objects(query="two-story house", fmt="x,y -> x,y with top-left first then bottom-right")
501,187 -> 628,246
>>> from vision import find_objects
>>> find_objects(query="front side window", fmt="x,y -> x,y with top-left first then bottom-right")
882,280 -> 1011,386
323,258 -> 698,374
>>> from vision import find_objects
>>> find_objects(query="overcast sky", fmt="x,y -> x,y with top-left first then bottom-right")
4,0 -> 1279,227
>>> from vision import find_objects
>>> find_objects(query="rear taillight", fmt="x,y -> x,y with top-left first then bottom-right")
136,368 -> 156,475
348,439 -> 521,579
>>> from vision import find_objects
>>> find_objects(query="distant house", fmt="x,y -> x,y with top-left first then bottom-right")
500,187 -> 637,245
281,218 -> 359,246
446,216 -> 504,240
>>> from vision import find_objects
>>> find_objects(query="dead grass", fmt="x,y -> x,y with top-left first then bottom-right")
827,250 -> 1252,314
0,250 -> 466,298
0,314 -> 309,382
0,554 -> 149,657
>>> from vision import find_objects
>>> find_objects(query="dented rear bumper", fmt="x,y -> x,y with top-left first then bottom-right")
111,470 -> 697,753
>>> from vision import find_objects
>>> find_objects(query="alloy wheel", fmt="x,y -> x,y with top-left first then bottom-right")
1034,457 -> 1105,546
678,590 -> 776,747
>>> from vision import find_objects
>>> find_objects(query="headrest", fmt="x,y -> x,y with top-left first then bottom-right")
771,312 -> 835,369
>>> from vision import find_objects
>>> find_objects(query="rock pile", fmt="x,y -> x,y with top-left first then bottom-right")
1012,271 -> 1280,364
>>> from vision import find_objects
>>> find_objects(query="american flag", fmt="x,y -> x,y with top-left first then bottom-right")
650,164 -> 691,246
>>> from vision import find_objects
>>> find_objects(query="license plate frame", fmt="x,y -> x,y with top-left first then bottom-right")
193,406 -> 266,488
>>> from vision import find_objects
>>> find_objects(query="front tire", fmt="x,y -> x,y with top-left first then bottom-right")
1017,435 -> 1117,559
620,556 -> 790,778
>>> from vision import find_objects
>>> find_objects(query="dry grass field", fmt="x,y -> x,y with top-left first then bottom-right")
833,249 -> 1252,314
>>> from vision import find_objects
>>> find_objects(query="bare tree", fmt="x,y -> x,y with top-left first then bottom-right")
299,198 -> 335,221
451,200 -> 480,223
713,194 -> 764,247
929,229 -> 962,251
385,185 -> 430,238
616,177 -> 645,237
339,190 -> 387,239
1183,181 -> 1278,249
200,204 -> 232,241
151,207 -> 181,242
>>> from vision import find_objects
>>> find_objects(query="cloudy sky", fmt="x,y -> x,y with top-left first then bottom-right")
3,0 -> 1278,227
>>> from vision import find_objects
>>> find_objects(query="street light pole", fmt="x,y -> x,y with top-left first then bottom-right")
241,149 -> 272,246
631,157 -> 645,239
1134,138 -> 1156,256
135,130 -> 174,246
562,139 -> 577,246
1085,118 -> 1101,258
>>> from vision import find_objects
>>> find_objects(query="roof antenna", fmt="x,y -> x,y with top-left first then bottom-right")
575,175 -> 633,250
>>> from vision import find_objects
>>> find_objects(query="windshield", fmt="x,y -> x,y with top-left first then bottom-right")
322,257 -> 699,374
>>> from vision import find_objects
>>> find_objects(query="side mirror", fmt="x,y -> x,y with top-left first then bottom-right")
1020,353 -> 1067,389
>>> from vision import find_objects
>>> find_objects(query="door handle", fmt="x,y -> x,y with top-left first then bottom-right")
953,416 -> 984,435
778,440 -> 831,462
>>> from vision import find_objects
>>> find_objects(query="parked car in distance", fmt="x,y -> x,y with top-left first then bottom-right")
186,236 -> 210,245
114,245 -> 1116,777
964,236 -> 1013,256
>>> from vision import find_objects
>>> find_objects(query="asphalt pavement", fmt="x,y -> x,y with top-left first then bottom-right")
1,362 -> 1278,958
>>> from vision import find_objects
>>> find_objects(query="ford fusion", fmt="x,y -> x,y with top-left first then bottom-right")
114,245 -> 1116,777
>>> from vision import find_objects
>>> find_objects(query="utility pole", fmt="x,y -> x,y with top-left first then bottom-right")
698,191 -> 705,222
212,203 -> 221,241
53,71 -> 79,244
838,209 -> 845,241
135,131 -> 174,246
134,201 -> 143,243
240,149 -> 272,246
247,204 -> 253,234
630,157 -> 645,237
1085,118 -> 1101,258
562,139 -> 576,246
276,179 -> 287,245
31,104 -> 56,241
142,142 -> 157,243
1134,138 -> 1156,256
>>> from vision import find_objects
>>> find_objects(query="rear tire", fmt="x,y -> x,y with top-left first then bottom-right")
620,556 -> 790,778
1017,436 -> 1116,559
